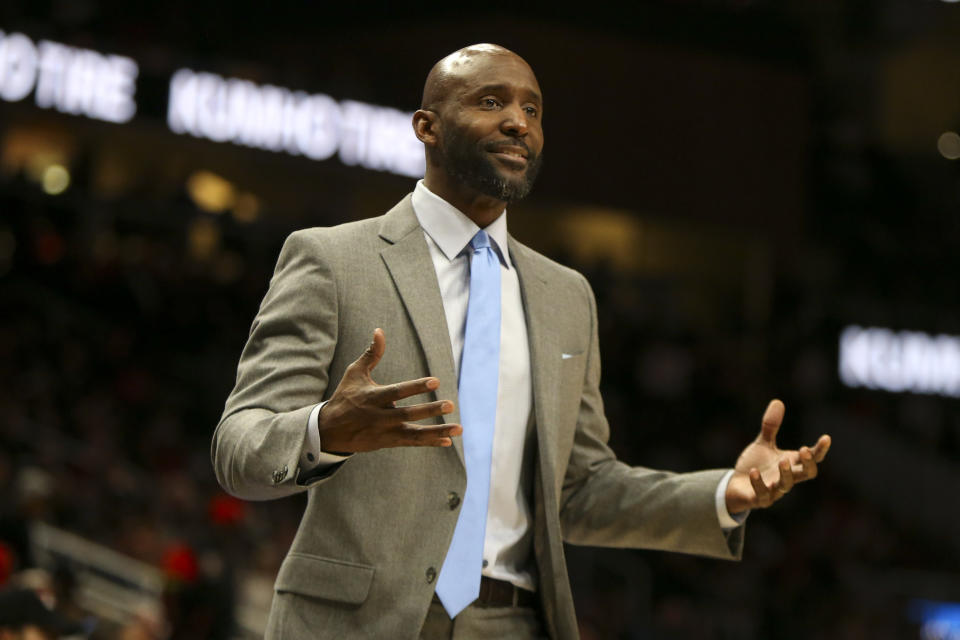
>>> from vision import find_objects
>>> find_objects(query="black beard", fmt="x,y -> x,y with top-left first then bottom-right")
438,128 -> 542,203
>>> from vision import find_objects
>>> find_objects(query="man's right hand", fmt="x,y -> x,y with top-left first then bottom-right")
317,328 -> 462,454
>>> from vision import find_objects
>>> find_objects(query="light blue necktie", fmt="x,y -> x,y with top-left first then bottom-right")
435,230 -> 501,618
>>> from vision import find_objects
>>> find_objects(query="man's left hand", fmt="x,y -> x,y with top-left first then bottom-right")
725,399 -> 831,514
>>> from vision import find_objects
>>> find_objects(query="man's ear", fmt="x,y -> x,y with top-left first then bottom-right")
413,109 -> 440,147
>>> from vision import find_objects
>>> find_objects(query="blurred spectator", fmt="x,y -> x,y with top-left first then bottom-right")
0,588 -> 86,639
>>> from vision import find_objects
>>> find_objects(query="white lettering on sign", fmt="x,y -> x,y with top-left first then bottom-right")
0,30 -> 137,123
0,31 -> 37,101
167,68 -> 425,178
839,325 -> 960,397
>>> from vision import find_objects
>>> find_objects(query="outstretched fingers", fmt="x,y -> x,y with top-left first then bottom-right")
760,399 -> 785,445
798,446 -> 818,480
749,459 -> 797,508
320,330 -> 468,453
778,458 -> 795,494
789,441 -> 827,482
375,377 -> 441,404
388,399 -> 455,423
353,328 -> 387,375
812,434 -> 832,462
396,423 -> 463,447
749,469 -> 774,507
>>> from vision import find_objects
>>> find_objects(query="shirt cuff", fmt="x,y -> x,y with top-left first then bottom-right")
300,401 -> 351,471
715,469 -> 749,530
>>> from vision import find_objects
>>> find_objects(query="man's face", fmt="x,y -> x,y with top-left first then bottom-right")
435,55 -> 544,203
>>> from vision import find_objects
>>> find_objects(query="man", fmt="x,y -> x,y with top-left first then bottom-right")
212,44 -> 831,639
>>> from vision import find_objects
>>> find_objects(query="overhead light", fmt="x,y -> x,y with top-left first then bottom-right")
186,170 -> 235,213
232,192 -> 260,223
41,164 -> 70,195
937,132 -> 960,159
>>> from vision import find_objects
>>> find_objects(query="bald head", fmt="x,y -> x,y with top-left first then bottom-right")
421,44 -> 535,111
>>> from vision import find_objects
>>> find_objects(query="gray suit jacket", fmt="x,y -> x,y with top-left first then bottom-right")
212,195 -> 743,639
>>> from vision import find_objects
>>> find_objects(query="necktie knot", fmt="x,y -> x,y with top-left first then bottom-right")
470,230 -> 492,252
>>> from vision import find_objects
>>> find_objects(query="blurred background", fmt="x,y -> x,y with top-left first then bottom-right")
1,1 -> 959,638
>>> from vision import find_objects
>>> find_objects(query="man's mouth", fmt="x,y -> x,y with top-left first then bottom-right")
488,144 -> 529,166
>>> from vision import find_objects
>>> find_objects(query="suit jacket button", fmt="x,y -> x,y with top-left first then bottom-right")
447,492 -> 461,510
425,567 -> 437,584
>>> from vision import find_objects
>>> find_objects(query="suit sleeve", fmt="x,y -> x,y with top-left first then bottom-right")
558,274 -> 744,560
211,229 -> 344,500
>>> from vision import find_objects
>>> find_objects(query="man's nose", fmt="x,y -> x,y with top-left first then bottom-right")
500,104 -> 529,136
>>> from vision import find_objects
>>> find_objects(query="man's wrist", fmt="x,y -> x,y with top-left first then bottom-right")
301,402 -> 351,469
716,469 -> 749,530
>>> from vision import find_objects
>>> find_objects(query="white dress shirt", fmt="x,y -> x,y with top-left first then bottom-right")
408,180 -> 538,590
300,180 -> 745,592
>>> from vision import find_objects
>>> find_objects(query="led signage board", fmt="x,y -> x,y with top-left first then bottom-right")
167,69 -> 424,177
0,30 -> 137,123
839,325 -> 960,398
0,29 -> 425,178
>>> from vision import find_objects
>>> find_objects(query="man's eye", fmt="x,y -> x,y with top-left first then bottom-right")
482,98 -> 500,108
524,106 -> 539,117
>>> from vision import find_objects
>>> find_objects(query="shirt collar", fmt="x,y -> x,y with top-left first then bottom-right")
411,180 -> 512,268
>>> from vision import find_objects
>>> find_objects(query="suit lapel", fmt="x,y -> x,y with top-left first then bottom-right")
379,197 -> 464,466
509,237 -> 560,489
510,236 -> 568,638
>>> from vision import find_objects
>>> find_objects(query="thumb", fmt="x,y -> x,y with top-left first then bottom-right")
354,328 -> 386,375
760,399 -> 785,444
